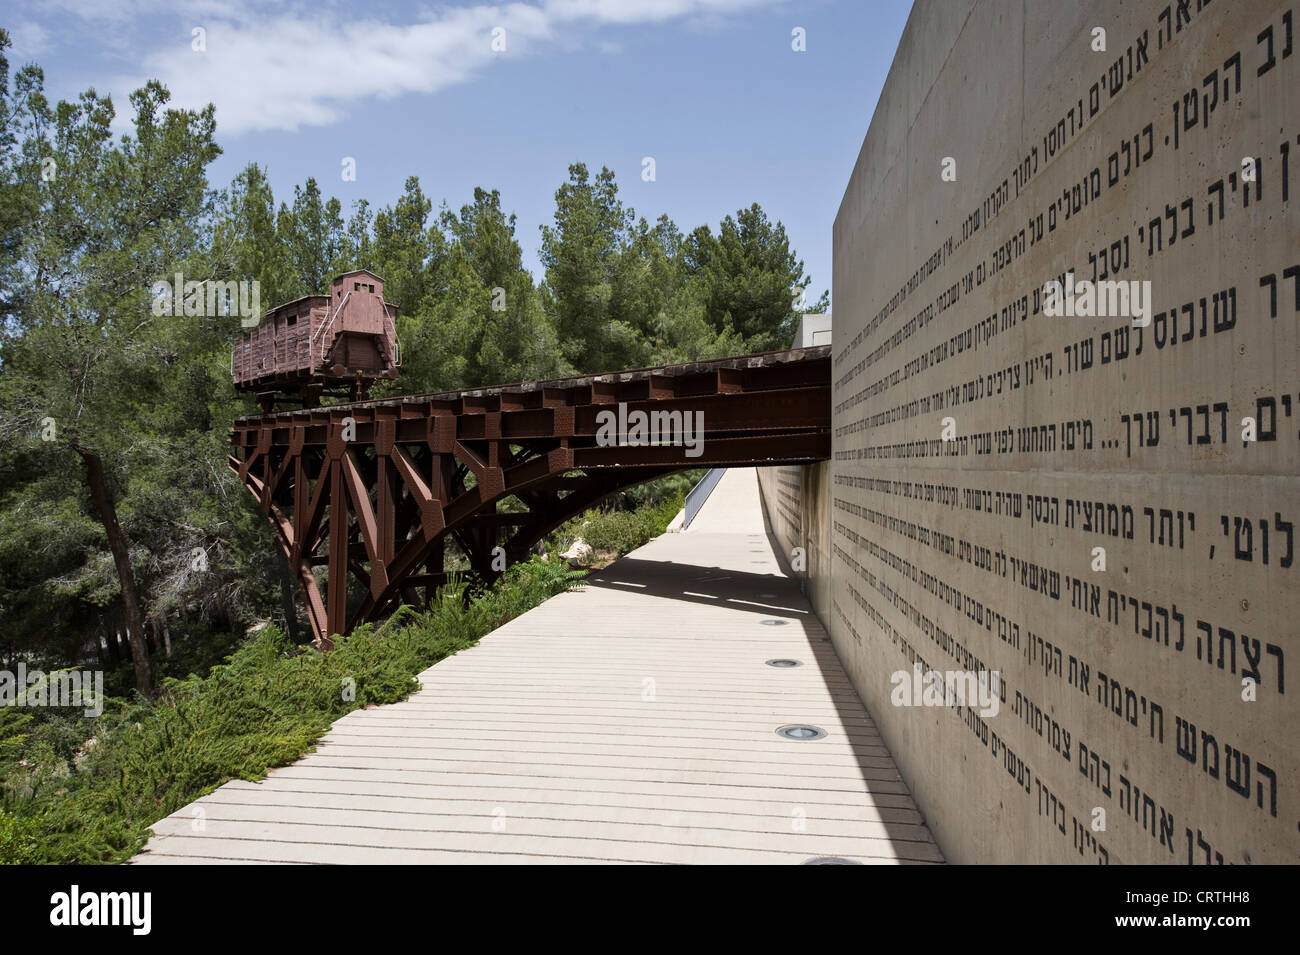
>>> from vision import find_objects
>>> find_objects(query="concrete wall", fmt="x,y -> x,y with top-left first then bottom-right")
829,0 -> 1297,863
758,314 -> 834,620
758,460 -> 832,619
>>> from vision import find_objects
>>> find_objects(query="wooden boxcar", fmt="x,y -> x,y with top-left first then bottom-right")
232,269 -> 399,409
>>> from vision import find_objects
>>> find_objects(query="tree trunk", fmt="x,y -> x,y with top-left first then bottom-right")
76,445 -> 153,696
275,546 -> 302,643
104,623 -> 120,665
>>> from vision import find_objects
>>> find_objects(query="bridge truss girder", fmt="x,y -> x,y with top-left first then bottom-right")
229,347 -> 831,646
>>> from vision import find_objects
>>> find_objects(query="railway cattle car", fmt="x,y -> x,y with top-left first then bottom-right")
232,269 -> 400,410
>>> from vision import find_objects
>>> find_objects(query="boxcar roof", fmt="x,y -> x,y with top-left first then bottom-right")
336,268 -> 386,283
262,292 -> 330,317
257,269 -> 394,323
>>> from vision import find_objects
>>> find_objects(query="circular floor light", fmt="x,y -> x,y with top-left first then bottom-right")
803,857 -> 861,865
766,658 -> 803,668
760,619 -> 788,626
776,724 -> 827,741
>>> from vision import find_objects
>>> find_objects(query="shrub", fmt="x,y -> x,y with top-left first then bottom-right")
560,490 -> 684,557
0,557 -> 582,865
0,809 -> 38,865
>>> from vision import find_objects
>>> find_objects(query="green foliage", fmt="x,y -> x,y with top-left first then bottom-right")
396,186 -> 566,394
277,178 -> 348,299
539,163 -> 644,372
210,164 -> 294,309
372,175 -> 438,316
550,482 -> 686,558
0,36 -> 260,690
537,164 -> 821,374
685,203 -> 827,353
610,470 -> 702,512
0,808 -> 38,864
0,33 -> 825,861
0,557 -> 582,865
0,707 -> 34,763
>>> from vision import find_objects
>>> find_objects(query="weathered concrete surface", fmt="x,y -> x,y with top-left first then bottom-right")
796,313 -> 833,348
133,469 -> 940,865
757,321 -> 834,625
831,0 -> 1297,863
758,461 -> 832,622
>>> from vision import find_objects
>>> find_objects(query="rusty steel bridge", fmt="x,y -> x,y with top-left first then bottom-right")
229,346 -> 831,645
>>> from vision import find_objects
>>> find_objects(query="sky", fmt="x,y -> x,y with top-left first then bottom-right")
4,0 -> 914,302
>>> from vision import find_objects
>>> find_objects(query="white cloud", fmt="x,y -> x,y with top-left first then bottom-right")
68,0 -> 783,135
6,21 -> 53,60
543,0 -> 776,25
37,0 -> 256,24
120,4 -> 551,134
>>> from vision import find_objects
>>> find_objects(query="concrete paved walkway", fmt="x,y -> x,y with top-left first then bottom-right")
133,468 -> 941,864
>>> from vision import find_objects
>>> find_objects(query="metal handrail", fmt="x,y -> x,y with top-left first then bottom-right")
683,468 -> 726,529
310,291 -> 350,369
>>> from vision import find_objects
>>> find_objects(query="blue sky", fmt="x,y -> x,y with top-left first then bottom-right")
5,0 -> 913,301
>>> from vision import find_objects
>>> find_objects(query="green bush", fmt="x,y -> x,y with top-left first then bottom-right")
609,470 -> 703,511
0,808 -> 38,865
0,491 -> 667,865
0,557 -> 582,865
556,490 -> 684,558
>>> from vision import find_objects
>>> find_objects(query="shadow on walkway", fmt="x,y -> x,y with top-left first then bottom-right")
576,502 -> 942,862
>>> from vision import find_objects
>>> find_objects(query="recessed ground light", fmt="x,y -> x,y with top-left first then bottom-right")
776,724 -> 826,740
803,857 -> 861,865
758,593 -> 777,599
760,619 -> 788,626
766,658 -> 803,668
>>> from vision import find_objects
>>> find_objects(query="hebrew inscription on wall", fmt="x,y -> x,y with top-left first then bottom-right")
831,0 -> 1298,863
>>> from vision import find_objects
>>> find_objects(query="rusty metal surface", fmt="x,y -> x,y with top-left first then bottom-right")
232,270 -> 399,407
229,346 -> 831,645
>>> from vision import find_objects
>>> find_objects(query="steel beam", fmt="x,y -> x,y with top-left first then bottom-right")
229,346 -> 831,645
